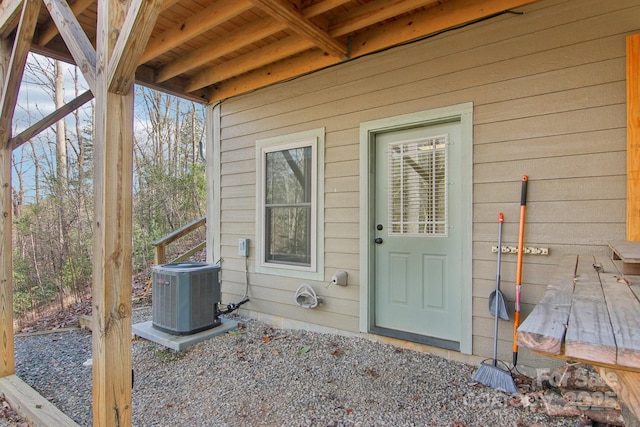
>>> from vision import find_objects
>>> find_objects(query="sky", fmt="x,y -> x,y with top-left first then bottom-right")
12,54 -> 89,203
12,53 -> 206,205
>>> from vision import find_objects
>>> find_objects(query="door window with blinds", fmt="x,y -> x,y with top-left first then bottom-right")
388,134 -> 449,236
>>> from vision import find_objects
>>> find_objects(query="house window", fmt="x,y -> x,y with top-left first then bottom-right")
265,145 -> 313,266
256,129 -> 324,279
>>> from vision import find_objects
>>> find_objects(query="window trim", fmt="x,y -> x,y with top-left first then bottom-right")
255,128 -> 325,280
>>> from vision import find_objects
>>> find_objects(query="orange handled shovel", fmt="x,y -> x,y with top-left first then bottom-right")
512,175 -> 528,368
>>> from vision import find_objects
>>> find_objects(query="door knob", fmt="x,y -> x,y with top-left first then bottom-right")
374,237 -> 383,244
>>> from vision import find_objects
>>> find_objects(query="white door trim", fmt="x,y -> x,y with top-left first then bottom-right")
358,103 -> 474,354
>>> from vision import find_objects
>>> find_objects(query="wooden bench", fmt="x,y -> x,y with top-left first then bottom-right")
518,253 -> 640,423
609,240 -> 640,275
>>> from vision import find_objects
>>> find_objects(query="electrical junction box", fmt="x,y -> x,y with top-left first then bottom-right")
152,262 -> 221,335
238,238 -> 249,257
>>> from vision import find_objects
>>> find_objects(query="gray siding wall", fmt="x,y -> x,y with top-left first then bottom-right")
215,0 -> 637,364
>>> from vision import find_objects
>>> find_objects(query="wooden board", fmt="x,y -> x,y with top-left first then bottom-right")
517,255 -> 577,355
596,256 -> 640,369
520,254 -> 640,370
608,241 -> 640,262
0,375 -> 79,426
597,367 -> 640,423
609,241 -> 640,274
565,255 -> 617,365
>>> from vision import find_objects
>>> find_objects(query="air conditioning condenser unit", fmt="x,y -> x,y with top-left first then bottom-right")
152,261 -> 221,335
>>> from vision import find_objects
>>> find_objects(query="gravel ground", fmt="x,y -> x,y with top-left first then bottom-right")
2,307 -> 577,427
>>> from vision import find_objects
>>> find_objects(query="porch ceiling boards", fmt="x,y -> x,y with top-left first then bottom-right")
17,0 -> 538,104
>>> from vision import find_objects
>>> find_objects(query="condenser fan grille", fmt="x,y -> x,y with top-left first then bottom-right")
152,262 -> 221,335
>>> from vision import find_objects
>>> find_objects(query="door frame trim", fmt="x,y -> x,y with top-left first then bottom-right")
358,103 -> 474,354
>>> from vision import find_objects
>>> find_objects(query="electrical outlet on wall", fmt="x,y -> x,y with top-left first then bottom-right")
238,238 -> 249,257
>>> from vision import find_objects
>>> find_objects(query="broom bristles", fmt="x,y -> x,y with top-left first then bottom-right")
472,361 -> 518,394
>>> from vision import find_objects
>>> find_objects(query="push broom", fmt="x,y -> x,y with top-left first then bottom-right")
472,212 -> 518,394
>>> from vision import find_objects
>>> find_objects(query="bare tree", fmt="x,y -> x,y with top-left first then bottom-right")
11,54 -> 206,321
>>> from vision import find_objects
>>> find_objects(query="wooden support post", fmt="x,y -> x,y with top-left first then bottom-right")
91,75 -> 134,427
92,0 -> 134,424
153,243 -> 166,266
0,0 -> 40,378
628,34 -> 640,241
0,36 -> 12,378
92,0 -> 161,424
0,144 -> 12,378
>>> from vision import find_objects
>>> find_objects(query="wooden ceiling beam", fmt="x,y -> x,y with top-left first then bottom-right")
158,0 -> 183,11
37,0 -> 92,46
250,0 -> 347,58
37,0 -> 183,49
349,0 -> 539,57
329,0 -> 443,38
108,0 -> 163,94
135,64 -> 208,103
0,0 -> 39,147
156,0 -> 344,84
181,0 -> 440,96
44,0 -> 96,92
0,0 -> 23,38
156,17 -> 287,83
27,0 -> 541,102
207,0 -> 538,102
28,42 -> 210,103
185,34 -> 314,93
209,48 -> 338,101
139,0 -> 253,64
186,0 -> 439,96
156,0 -> 342,83
301,0 -> 352,17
